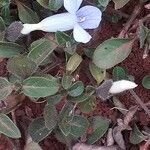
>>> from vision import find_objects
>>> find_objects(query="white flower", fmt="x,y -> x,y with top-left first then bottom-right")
109,80 -> 138,94
21,0 -> 102,43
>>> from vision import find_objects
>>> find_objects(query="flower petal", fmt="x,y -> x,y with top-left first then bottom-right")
64,0 -> 83,14
109,80 -> 138,94
76,5 -> 102,29
73,24 -> 92,43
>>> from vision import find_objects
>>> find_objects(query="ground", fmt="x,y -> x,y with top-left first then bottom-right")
0,1 -> 149,150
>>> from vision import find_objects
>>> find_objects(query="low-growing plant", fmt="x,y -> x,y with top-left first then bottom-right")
0,0 -> 149,149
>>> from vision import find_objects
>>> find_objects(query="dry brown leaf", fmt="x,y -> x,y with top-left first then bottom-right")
145,3 -> 150,9
113,126 -> 126,150
140,138 -> 150,150
107,128 -> 114,146
72,143 -> 119,150
123,106 -> 138,126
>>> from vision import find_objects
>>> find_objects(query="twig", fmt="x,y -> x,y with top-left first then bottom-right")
129,90 -> 150,118
118,4 -> 142,38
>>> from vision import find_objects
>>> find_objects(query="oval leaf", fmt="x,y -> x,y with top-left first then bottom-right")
0,77 -> 12,100
7,55 -> 37,79
55,31 -> 71,45
66,53 -> 82,73
44,104 -> 58,130
48,0 -> 63,11
23,76 -> 59,98
142,75 -> 150,89
0,16 -> 6,31
0,42 -> 23,58
28,38 -> 57,66
59,115 -> 89,138
89,63 -> 106,84
17,2 -> 39,23
113,66 -> 126,80
28,117 -> 51,143
78,96 -> 96,114
87,116 -> 110,144
0,114 -> 21,138
28,117 -> 52,143
93,38 -> 133,69
61,75 -> 73,90
68,81 -> 84,97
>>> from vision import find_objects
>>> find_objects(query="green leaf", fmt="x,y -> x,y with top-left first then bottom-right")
89,63 -> 106,84
59,115 -> 89,138
113,66 -> 126,80
7,55 -> 37,79
0,17 -> 6,31
28,38 -> 56,66
98,0 -> 110,7
0,0 -> 9,8
54,128 -> 68,144
0,42 -> 23,58
78,96 -> 96,114
28,117 -> 52,143
142,75 -> 150,89
1,4 -> 12,25
85,85 -> 95,96
0,77 -> 12,100
68,81 -> 84,97
139,22 -> 149,48
87,116 -> 110,144
69,115 -> 89,138
36,0 -> 49,9
130,124 -> 146,144
44,104 -> 58,130
64,42 -> 77,55
84,48 -> 94,59
55,31 -> 71,45
46,94 -> 61,105
59,102 -> 74,121
17,2 -> 39,23
68,94 -> 89,103
58,102 -> 74,135
61,75 -> 73,90
66,53 -> 82,73
0,17 -> 6,41
93,38 -> 133,69
9,74 -> 22,84
112,0 -> 131,9
48,0 -> 63,11
23,76 -> 59,98
0,113 -> 21,138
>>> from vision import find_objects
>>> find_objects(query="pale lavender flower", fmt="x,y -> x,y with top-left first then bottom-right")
21,0 -> 102,43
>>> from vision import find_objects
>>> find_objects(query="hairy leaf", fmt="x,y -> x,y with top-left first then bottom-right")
87,116 -> 110,144
28,117 -> 52,143
0,42 -> 23,58
17,2 -> 39,23
7,55 -> 37,79
142,75 -> 150,89
0,114 -> 21,138
44,104 -> 58,130
28,38 -> 56,66
23,76 -> 59,98
0,77 -> 12,100
68,81 -> 84,97
93,38 -> 133,69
